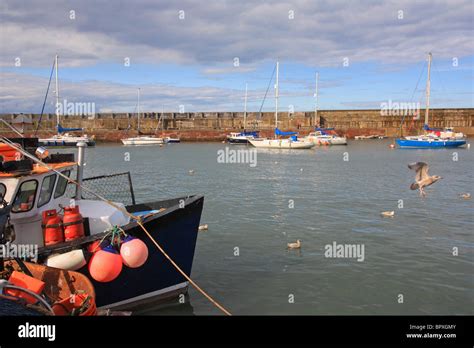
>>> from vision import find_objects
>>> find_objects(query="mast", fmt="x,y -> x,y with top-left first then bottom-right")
274,61 -> 279,139
314,72 -> 319,127
137,88 -> 141,133
55,54 -> 60,132
244,83 -> 248,129
424,52 -> 432,126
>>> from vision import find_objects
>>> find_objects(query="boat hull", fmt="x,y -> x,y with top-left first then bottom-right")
227,137 -> 251,144
121,137 -> 164,145
48,195 -> 204,309
396,138 -> 467,148
164,138 -> 181,143
39,139 -> 96,147
248,138 -> 314,149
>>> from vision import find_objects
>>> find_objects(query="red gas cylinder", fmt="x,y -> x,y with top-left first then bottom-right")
42,209 -> 64,246
63,206 -> 85,241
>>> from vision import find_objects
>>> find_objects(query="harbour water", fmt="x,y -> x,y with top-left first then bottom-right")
78,140 -> 473,315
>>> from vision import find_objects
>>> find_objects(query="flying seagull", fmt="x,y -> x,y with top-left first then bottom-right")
408,162 -> 442,197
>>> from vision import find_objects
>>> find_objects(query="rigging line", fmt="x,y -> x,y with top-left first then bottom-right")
34,57 -> 56,136
0,137 -> 232,316
399,60 -> 426,136
257,64 -> 276,118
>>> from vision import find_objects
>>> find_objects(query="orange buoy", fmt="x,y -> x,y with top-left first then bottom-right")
120,236 -> 149,268
88,245 -> 122,282
63,206 -> 85,241
42,210 -> 64,246
389,143 -> 395,149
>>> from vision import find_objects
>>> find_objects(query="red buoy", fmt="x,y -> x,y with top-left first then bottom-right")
120,236 -> 149,268
88,245 -> 122,282
42,210 -> 64,246
63,206 -> 85,241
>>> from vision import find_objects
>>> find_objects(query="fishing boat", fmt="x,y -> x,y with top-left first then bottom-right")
396,53 -> 467,149
122,89 -> 165,146
38,55 -> 95,148
227,84 -> 260,144
248,62 -> 314,150
0,137 -> 204,309
305,129 -> 347,145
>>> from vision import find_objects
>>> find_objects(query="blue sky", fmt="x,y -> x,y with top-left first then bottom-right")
1,0 -> 473,113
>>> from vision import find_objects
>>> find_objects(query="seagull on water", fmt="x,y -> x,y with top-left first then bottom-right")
287,240 -> 301,249
408,162 -> 442,197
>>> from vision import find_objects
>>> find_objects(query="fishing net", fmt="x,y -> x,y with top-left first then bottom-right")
66,172 -> 136,206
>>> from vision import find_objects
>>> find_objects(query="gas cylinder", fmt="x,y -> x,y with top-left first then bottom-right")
42,209 -> 64,246
63,206 -> 85,241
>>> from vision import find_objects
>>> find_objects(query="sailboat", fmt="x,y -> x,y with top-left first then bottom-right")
396,53 -> 467,148
159,108 -> 180,143
227,83 -> 260,144
121,89 -> 164,145
39,55 -> 95,147
304,72 -> 347,146
248,62 -> 314,149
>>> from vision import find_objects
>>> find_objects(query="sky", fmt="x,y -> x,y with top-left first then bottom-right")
0,0 -> 473,113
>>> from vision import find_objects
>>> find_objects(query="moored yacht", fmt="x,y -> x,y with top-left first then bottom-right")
0,137 -> 204,309
305,128 -> 347,145
122,89 -> 165,146
248,62 -> 314,150
396,53 -> 467,149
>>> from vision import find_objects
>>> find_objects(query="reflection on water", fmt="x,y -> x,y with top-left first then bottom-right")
76,140 -> 473,315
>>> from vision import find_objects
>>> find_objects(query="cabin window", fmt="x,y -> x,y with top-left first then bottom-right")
54,170 -> 71,199
12,180 -> 38,213
0,183 -> 6,201
38,174 -> 57,207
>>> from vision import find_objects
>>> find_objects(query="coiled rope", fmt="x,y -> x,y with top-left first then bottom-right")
0,137 -> 231,316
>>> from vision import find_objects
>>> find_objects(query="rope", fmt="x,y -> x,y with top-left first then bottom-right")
0,137 -> 232,316
257,64 -> 277,118
34,56 -> 56,136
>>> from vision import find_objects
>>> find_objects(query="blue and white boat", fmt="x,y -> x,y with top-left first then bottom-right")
396,53 -> 467,149
227,131 -> 259,144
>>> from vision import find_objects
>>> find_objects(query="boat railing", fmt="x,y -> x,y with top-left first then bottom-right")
66,171 -> 136,205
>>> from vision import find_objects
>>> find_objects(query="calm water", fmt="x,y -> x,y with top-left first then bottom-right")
77,140 -> 473,315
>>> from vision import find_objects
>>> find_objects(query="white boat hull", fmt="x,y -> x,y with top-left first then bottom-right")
248,138 -> 315,149
306,135 -> 347,145
121,137 -> 164,145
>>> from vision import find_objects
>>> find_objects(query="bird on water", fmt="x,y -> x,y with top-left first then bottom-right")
408,162 -> 442,197
287,240 -> 301,249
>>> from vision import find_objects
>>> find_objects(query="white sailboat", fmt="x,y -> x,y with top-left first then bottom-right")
121,89 -> 164,145
248,62 -> 314,149
39,55 -> 95,147
304,72 -> 347,146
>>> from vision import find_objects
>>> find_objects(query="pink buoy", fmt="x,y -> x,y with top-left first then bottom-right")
120,236 -> 149,268
88,245 -> 122,282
